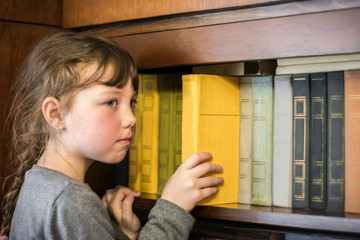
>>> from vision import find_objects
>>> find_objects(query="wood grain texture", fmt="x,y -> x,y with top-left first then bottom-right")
111,8 -> 360,69
92,0 -> 360,38
0,21 -> 115,205
0,22 -> 60,226
63,0 -> 289,28
133,195 -> 360,235
0,0 -> 62,26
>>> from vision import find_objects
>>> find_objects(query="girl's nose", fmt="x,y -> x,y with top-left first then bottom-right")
122,107 -> 137,128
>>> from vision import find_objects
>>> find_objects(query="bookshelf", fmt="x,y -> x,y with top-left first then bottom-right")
71,0 -> 360,238
133,194 -> 360,235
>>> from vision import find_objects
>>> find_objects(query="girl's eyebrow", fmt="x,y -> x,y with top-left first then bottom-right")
97,86 -> 121,95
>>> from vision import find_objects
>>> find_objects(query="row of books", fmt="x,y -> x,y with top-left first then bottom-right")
126,54 -> 360,214
276,54 -> 360,214
128,74 -> 183,195
127,60 -> 277,196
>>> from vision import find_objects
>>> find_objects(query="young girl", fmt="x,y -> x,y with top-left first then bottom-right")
0,32 -> 223,239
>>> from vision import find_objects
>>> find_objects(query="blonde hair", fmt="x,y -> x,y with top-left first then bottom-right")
0,31 -> 138,236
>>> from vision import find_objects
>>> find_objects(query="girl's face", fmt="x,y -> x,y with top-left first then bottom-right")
61,64 -> 137,165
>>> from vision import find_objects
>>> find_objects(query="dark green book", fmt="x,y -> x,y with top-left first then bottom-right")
309,72 -> 327,210
292,73 -> 310,209
157,73 -> 182,194
326,71 -> 345,213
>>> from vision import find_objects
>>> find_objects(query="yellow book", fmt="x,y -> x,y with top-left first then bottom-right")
182,74 -> 240,205
138,74 -> 159,194
128,75 -> 142,191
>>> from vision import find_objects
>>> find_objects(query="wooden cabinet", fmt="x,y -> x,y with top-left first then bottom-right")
97,1 -> 360,69
0,0 -> 61,227
133,194 -> 360,238
1,0 -> 360,238
0,0 -> 62,26
83,0 -> 360,238
63,0 -> 288,28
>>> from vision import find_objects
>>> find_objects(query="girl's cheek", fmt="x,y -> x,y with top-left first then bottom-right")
94,115 -> 119,135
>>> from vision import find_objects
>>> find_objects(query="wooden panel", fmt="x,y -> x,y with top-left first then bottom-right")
0,0 -> 62,26
94,0 -> 360,38
0,22 -> 60,225
0,22 -> 115,210
63,0 -> 289,28
111,8 -> 360,69
133,194 -> 360,235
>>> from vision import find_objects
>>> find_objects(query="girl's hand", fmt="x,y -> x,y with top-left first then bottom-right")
102,185 -> 141,239
161,152 -> 223,212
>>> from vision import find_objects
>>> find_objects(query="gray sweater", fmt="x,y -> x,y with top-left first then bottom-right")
10,165 -> 195,240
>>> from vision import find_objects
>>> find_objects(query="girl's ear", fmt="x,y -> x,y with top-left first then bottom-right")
42,97 -> 65,133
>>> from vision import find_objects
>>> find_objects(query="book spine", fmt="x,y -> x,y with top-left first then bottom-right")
140,74 -> 159,194
238,77 -> 253,204
128,75 -> 143,191
250,76 -> 273,206
309,72 -> 327,210
183,74 -> 240,205
276,60 -> 360,75
292,73 -> 310,209
157,74 -> 176,194
326,71 -> 345,213
174,77 -> 183,170
273,75 -> 293,208
198,75 -> 240,205
182,75 -> 200,162
345,70 -> 360,214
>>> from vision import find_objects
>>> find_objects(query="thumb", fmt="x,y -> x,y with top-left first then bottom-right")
122,193 -> 135,221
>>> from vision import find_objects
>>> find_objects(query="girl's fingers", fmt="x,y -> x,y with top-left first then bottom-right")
102,188 -> 115,207
122,194 -> 135,221
190,162 -> 223,178
102,186 -> 140,218
196,176 -> 224,189
180,152 -> 213,170
198,187 -> 220,200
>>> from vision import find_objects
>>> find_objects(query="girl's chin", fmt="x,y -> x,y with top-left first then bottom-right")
108,152 -> 129,164
90,148 -> 129,164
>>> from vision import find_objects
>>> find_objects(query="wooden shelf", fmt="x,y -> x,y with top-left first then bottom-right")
77,0 -> 360,237
110,6 -> 360,69
134,194 -> 360,235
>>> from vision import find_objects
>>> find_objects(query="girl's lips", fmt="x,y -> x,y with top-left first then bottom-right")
118,138 -> 132,145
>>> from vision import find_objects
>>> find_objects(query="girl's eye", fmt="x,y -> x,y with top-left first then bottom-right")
106,100 -> 117,107
130,99 -> 137,108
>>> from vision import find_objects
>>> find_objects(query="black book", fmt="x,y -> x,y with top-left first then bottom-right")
292,73 -> 310,209
309,72 -> 327,210
326,71 -> 345,213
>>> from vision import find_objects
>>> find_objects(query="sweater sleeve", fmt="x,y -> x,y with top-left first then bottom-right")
138,199 -> 195,240
46,183 -> 129,240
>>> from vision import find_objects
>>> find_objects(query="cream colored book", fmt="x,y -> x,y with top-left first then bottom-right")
276,60 -> 360,75
277,53 -> 360,66
238,77 -> 253,204
182,74 -> 240,205
250,76 -> 273,206
273,75 -> 293,208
